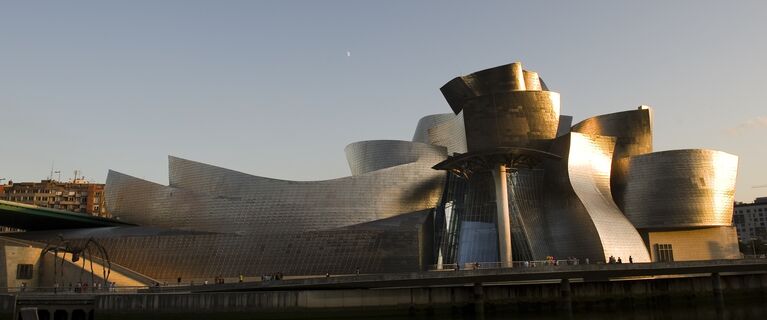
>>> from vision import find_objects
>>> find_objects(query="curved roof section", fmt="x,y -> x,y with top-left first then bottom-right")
427,112 -> 467,155
623,149 -> 738,229
440,62 -> 548,114
571,107 -> 653,210
571,107 -> 653,159
344,140 -> 447,176
412,113 -> 455,144
108,157 -> 445,234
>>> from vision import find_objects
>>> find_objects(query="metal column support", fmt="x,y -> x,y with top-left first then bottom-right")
492,164 -> 513,267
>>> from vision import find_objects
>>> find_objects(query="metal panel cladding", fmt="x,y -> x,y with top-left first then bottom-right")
412,113 -> 456,144
440,63 -> 545,114
101,152 -> 446,279
107,156 -> 445,235
411,113 -> 468,155
623,149 -> 738,229
566,133 -> 651,262
427,112 -> 468,155
536,133 -> 651,262
461,91 -> 560,151
345,140 -> 447,176
439,62 -> 560,152
571,107 -> 653,210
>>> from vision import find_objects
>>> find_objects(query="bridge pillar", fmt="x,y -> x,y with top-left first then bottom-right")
560,278 -> 573,318
712,272 -> 725,319
473,282 -> 485,319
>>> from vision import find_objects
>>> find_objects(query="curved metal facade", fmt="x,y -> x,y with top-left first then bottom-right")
412,113 -> 456,144
110,157 -> 445,234
461,91 -> 561,151
344,140 -> 447,176
26,60 -> 737,280
566,133 -> 651,262
440,62 -> 560,152
571,107 -> 653,210
622,149 -> 738,229
97,153 -> 446,279
427,112 -> 468,155
440,63 -> 546,114
516,133 -> 651,262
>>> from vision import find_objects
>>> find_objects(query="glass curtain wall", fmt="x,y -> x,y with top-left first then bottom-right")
434,168 -> 539,268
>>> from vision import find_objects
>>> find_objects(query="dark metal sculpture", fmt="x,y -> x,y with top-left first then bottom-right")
40,236 -> 112,291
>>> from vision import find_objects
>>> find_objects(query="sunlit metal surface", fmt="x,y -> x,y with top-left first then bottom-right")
53,60 -> 740,279
95,154 -> 446,279
345,140 -> 447,176
441,63 -> 545,114
534,133 -> 651,262
111,156 -> 445,233
427,112 -> 468,154
461,91 -> 561,152
571,108 -> 653,210
412,113 -> 456,144
566,133 -> 651,262
623,149 -> 738,229
436,62 -> 561,268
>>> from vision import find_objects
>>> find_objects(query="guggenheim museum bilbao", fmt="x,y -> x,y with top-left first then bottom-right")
3,62 -> 740,283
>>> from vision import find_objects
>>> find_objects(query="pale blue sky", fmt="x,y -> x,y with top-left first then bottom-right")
1,1 -> 766,202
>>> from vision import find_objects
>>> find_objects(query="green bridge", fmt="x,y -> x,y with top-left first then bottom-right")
0,200 -> 132,230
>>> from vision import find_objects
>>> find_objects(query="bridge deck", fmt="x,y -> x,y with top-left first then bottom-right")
0,200 -> 133,230
176,259 -> 767,293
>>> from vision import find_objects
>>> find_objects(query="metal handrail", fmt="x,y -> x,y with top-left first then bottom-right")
428,258 -> 587,271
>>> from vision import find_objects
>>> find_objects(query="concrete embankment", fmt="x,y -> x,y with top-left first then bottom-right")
0,295 -> 13,320
93,273 -> 767,319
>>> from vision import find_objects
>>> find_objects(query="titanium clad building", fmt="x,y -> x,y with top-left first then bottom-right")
0,61 -> 741,285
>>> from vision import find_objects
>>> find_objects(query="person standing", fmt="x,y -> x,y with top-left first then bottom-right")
629,256 -> 633,264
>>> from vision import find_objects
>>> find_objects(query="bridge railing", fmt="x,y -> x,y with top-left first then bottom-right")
429,258 -> 588,271
2,285 -> 149,295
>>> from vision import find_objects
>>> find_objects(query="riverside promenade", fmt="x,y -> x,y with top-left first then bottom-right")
5,259 -> 767,319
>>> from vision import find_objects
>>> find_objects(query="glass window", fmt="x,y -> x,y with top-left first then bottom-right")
16,264 -> 33,279
654,244 -> 674,262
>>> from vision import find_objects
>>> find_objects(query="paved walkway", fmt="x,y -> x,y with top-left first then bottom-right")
178,259 -> 767,293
